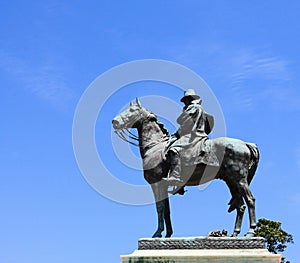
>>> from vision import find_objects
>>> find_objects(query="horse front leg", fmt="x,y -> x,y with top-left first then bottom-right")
152,200 -> 164,238
164,196 -> 173,238
151,182 -> 168,238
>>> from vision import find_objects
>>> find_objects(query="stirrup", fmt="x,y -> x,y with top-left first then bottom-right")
168,186 -> 186,195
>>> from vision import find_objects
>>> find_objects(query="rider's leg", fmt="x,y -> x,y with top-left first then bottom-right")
163,150 -> 183,185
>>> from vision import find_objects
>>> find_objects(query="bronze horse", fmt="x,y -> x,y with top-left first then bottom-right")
112,98 -> 259,238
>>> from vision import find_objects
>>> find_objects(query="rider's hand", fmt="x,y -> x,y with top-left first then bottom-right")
169,132 -> 179,142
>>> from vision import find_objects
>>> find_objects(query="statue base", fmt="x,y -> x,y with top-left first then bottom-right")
120,237 -> 281,263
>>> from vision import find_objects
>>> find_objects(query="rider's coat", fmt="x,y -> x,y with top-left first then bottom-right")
170,99 -> 219,167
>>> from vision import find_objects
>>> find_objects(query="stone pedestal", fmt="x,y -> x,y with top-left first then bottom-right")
120,237 -> 281,263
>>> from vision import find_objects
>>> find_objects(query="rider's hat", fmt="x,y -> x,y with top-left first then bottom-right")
180,89 -> 200,102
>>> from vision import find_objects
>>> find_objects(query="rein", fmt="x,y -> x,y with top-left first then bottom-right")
114,129 -> 140,146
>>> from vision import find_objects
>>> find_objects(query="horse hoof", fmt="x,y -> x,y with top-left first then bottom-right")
244,229 -> 255,238
152,232 -> 162,238
165,232 -> 173,238
231,231 -> 239,237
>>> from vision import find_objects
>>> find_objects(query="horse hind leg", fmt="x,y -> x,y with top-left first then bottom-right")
242,142 -> 259,237
239,177 -> 256,237
226,181 -> 246,237
232,203 -> 246,237
228,194 -> 246,237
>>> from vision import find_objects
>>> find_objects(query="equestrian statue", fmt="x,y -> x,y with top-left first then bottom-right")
112,89 -> 259,238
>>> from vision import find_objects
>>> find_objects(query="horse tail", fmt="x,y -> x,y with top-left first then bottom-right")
246,143 -> 260,185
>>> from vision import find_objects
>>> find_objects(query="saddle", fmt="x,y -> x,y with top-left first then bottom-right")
143,139 -> 219,170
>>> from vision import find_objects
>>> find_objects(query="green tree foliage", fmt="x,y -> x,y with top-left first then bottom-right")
255,218 -> 294,263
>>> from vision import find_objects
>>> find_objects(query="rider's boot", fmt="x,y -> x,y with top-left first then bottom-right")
162,151 -> 183,186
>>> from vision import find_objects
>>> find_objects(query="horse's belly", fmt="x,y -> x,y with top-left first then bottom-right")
182,164 -> 219,186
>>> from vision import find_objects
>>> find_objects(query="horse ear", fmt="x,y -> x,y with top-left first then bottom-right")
136,97 -> 141,107
130,101 -> 133,106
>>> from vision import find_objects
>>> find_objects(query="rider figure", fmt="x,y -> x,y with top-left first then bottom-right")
163,89 -> 211,186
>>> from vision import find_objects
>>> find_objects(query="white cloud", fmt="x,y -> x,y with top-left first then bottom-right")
227,50 -> 292,110
229,50 -> 290,81
0,49 -> 74,110
168,42 -> 295,111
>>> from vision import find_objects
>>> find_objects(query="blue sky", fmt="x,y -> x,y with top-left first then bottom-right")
1,1 -> 300,262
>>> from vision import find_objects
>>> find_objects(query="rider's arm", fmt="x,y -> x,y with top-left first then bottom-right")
191,105 -> 204,134
177,104 -> 196,124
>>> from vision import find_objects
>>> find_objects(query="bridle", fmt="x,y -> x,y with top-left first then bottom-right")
114,108 -> 168,147
114,107 -> 150,146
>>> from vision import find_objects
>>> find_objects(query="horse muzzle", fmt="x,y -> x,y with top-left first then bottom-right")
112,118 -> 124,130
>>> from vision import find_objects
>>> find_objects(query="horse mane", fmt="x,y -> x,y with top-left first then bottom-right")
147,111 -> 169,136
157,120 -> 169,136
